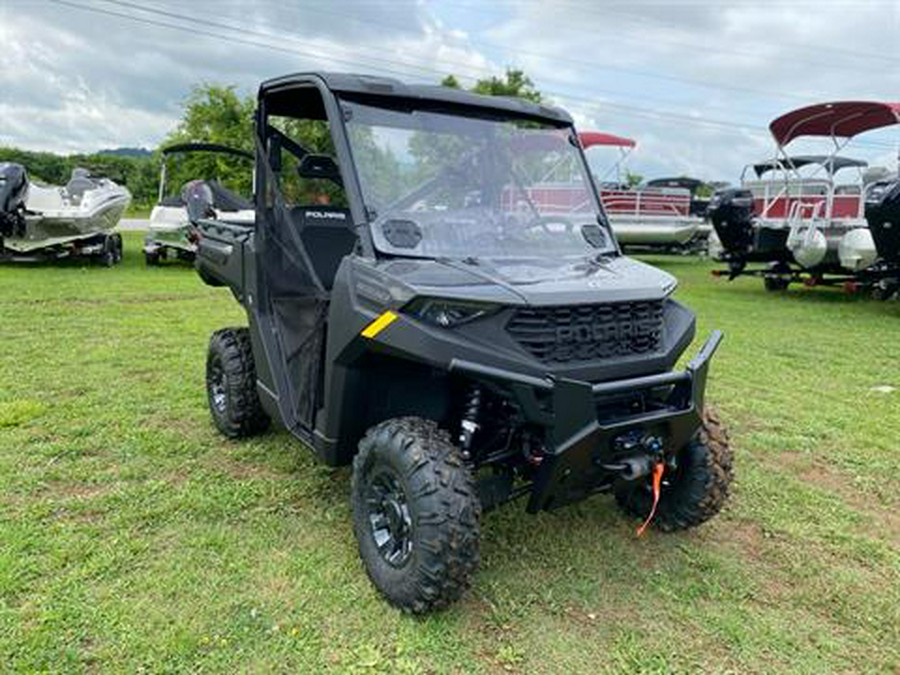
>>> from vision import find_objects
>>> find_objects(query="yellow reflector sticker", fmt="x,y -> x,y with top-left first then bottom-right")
361,310 -> 399,338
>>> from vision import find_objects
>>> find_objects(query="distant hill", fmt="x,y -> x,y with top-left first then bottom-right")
98,147 -> 153,157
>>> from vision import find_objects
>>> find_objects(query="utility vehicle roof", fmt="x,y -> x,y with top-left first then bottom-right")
161,143 -> 253,159
258,72 -> 572,125
769,101 -> 900,145
752,155 -> 868,177
578,131 -> 637,149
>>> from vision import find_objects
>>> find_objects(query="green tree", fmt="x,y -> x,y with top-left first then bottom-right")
160,84 -> 256,200
625,170 -> 644,188
471,69 -> 542,103
0,147 -> 158,211
407,68 -> 545,189
441,68 -> 542,103
164,84 -> 255,150
440,74 -> 461,90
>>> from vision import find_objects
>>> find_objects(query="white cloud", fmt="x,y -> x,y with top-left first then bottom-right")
1,0 -> 898,183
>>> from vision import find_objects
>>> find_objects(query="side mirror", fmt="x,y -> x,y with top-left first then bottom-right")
297,154 -> 343,187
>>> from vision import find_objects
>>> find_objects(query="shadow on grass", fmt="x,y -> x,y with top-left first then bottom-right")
224,427 -> 687,591
0,256 -> 116,270
634,254 -> 710,268
729,282 -> 898,307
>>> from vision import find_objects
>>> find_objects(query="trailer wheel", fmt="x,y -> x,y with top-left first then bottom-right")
206,327 -> 270,438
144,250 -> 160,266
615,407 -> 733,532
352,417 -> 480,613
112,233 -> 123,264
763,275 -> 790,292
98,236 -> 116,267
872,281 -> 898,301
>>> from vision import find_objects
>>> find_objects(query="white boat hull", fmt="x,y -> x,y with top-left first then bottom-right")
4,180 -> 131,253
609,215 -> 703,245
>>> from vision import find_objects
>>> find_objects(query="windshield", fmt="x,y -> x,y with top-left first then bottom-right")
341,98 -> 614,259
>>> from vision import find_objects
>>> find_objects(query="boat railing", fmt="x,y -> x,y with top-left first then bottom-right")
786,199 -> 828,249
744,178 -> 867,223
599,187 -> 691,217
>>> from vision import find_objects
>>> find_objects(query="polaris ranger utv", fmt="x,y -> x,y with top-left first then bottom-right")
195,72 -> 733,613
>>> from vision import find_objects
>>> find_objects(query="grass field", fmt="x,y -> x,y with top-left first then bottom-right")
1,231 -> 898,673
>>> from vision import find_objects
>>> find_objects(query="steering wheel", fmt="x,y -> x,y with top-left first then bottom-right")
467,230 -> 508,248
524,215 -> 577,235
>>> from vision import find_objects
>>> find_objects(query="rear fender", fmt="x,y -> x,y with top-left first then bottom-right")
195,219 -> 253,293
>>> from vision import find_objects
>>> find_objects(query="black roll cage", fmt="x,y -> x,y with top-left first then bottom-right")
253,73 -> 619,266
255,76 -> 375,262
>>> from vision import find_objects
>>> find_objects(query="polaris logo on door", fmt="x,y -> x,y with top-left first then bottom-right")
307,211 -> 347,221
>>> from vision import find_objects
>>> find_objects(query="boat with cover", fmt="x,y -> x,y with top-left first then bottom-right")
642,176 -> 715,248
709,101 -> 899,290
144,143 -> 254,265
0,163 -> 128,264
581,132 -> 706,249
506,131 -> 706,250
864,168 -> 900,298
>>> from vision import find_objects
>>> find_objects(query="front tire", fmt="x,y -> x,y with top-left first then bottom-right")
352,417 -> 481,613
615,408 -> 733,531
206,327 -> 270,438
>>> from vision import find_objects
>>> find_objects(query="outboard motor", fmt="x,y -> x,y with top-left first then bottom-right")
866,179 -> 900,264
0,162 -> 29,239
181,180 -> 216,224
707,188 -> 755,258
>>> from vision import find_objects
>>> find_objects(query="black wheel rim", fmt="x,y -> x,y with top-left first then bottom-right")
209,358 -> 227,414
365,468 -> 413,567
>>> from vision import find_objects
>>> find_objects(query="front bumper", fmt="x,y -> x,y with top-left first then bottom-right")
450,330 -> 723,512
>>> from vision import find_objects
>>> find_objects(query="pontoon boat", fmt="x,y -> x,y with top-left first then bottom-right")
581,133 -> 706,250
709,101 -> 899,291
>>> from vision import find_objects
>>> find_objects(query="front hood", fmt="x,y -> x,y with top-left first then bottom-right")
372,255 -> 677,306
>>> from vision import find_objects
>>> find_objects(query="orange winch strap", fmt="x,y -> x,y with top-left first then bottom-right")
636,462 -> 665,537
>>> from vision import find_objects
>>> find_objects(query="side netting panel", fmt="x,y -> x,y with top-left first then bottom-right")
256,136 -> 329,431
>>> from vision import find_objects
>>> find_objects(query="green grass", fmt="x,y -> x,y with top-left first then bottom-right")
123,205 -> 152,219
1,234 -> 898,673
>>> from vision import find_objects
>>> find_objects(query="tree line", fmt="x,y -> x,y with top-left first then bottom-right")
0,69 -> 573,212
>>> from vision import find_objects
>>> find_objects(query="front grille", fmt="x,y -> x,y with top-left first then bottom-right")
507,301 -> 664,363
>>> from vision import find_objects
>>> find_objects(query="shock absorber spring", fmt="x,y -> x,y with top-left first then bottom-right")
458,383 -> 482,457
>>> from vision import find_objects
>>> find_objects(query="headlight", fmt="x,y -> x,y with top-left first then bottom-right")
403,298 -> 500,327
661,279 -> 678,297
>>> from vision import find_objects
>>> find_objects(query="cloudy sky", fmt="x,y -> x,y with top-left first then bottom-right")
1,0 -> 898,182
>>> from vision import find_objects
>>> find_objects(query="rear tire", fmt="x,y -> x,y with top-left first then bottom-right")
144,250 -> 160,266
206,327 -> 269,438
352,417 -> 480,613
615,407 -> 733,531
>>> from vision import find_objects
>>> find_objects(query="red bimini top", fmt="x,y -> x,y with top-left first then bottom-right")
769,101 -> 900,146
578,131 -> 637,149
